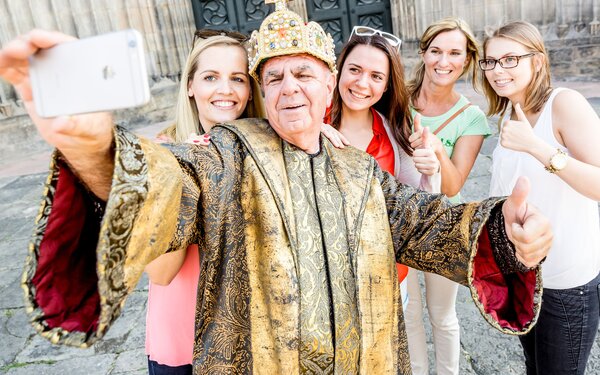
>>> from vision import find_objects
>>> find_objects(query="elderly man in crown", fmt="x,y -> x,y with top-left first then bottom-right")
0,0 -> 551,373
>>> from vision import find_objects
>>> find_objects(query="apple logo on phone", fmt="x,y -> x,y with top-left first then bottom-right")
102,65 -> 116,80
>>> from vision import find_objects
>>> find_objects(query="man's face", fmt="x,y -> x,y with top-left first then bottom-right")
261,54 -> 335,152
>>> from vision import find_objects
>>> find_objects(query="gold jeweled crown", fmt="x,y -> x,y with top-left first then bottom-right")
247,0 -> 337,81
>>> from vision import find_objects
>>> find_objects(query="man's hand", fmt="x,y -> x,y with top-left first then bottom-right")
0,30 -> 115,199
502,176 -> 553,268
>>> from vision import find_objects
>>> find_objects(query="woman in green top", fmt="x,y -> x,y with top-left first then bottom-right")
404,17 -> 491,375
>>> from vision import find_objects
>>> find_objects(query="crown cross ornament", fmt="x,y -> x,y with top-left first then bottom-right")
248,0 -> 337,81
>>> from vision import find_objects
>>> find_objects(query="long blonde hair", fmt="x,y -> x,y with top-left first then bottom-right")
481,21 -> 552,118
162,34 -> 265,142
407,17 -> 481,107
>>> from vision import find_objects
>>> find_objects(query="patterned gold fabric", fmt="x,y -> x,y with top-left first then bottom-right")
23,119 -> 542,374
22,128 -> 181,347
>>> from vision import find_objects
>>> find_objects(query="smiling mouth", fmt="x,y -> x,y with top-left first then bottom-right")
212,100 -> 237,108
494,78 -> 512,86
435,69 -> 452,75
349,89 -> 369,99
281,104 -> 305,110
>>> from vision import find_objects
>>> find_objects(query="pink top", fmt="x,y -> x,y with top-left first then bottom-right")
145,245 -> 199,366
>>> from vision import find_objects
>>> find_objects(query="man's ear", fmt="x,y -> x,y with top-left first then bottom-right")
326,71 -> 336,107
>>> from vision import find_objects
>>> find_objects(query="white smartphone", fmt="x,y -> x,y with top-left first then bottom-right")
29,29 -> 150,118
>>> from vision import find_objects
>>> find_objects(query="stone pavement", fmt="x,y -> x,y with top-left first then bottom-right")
0,81 -> 599,374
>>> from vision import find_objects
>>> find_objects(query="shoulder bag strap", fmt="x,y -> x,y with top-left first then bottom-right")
432,103 -> 472,136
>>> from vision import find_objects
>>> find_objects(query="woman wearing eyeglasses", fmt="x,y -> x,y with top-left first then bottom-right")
404,17 -> 490,375
482,21 -> 600,375
144,30 -> 265,375
325,25 -> 441,312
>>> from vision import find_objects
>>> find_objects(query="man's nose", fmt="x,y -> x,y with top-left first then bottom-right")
280,74 -> 299,95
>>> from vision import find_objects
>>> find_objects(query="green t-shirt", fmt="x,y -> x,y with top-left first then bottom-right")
411,95 -> 490,203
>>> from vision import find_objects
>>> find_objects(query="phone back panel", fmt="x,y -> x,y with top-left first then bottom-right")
30,29 -> 150,117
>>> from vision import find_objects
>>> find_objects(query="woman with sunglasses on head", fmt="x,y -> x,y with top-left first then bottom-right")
325,25 -> 441,312
404,17 -> 490,375
144,29 -> 265,375
482,21 -> 600,375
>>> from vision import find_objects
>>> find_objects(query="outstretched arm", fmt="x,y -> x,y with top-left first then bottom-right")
0,30 -> 114,199
377,167 -> 550,334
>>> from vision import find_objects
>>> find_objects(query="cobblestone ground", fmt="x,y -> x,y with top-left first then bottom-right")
0,82 -> 598,374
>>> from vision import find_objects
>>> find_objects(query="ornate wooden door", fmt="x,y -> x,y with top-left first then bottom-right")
191,0 -> 274,35
306,0 -> 392,52
191,0 -> 392,52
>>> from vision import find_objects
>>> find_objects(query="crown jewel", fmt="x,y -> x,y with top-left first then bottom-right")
247,0 -> 337,81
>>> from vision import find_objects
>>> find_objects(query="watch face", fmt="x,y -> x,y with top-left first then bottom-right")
551,152 -> 568,170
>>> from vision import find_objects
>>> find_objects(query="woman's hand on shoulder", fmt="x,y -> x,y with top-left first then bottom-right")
321,123 -> 350,149
186,132 -> 211,146
154,133 -> 173,144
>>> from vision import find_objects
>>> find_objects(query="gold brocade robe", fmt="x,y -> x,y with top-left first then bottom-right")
23,119 -> 542,374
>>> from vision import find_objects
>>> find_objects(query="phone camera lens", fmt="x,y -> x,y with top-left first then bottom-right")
128,40 -> 137,48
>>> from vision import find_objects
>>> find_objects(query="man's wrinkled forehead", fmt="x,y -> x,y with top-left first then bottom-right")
261,53 -> 330,80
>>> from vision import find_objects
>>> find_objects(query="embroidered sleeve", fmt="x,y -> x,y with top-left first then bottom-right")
22,125 -> 246,348
375,165 -> 542,335
486,205 -> 532,274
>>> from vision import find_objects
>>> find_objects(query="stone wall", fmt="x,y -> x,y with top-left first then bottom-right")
547,36 -> 600,80
393,0 -> 600,82
390,0 -> 600,42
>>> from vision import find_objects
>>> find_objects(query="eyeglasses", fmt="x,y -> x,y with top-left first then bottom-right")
191,29 -> 248,49
478,53 -> 535,71
350,26 -> 402,49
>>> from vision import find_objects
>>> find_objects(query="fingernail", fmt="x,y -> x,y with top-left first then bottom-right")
193,139 -> 200,144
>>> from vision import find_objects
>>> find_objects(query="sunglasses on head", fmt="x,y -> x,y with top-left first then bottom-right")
191,29 -> 249,49
350,26 -> 402,49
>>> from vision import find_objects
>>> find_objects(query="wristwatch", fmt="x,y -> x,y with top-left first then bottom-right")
545,149 -> 568,173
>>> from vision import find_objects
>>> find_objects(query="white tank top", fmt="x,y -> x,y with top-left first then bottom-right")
489,88 -> 600,289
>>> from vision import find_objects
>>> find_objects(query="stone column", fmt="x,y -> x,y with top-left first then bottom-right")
592,0 -> 600,34
391,0 -> 417,40
289,0 -> 308,20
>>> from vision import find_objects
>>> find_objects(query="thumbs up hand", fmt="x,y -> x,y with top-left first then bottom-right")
500,103 -> 539,153
410,113 -> 443,153
502,176 -> 553,268
412,115 -> 441,176
409,113 -> 424,149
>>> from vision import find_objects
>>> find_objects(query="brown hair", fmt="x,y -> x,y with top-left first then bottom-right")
407,17 -> 481,108
481,21 -> 552,119
329,34 -> 412,155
